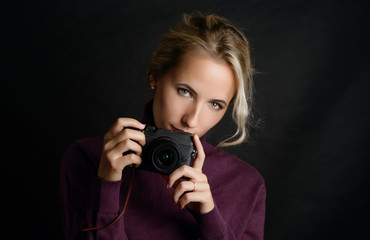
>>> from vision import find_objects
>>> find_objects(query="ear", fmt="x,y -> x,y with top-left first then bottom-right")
148,74 -> 157,90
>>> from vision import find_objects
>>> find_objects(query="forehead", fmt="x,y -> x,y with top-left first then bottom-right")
171,52 -> 236,101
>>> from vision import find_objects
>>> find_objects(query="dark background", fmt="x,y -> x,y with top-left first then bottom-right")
3,0 -> 369,239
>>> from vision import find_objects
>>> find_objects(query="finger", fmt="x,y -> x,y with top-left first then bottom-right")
169,178 -> 182,189
118,138 -> 144,156
172,181 -> 210,204
105,118 -> 146,142
167,166 -> 196,188
177,191 -> 208,209
172,181 -> 194,203
116,153 -> 142,169
192,134 -> 205,170
98,152 -> 142,181
105,128 -> 146,152
105,138 -> 143,165
167,165 -> 206,189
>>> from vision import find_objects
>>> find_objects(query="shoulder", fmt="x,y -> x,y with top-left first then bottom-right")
62,136 -> 104,172
202,141 -> 266,221
202,141 -> 264,191
60,136 -> 104,211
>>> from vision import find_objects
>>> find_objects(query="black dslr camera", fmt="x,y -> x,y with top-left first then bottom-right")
137,125 -> 197,175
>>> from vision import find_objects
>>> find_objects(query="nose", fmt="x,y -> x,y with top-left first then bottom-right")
181,103 -> 202,129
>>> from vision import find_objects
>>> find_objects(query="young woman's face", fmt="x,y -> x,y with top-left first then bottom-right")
152,51 -> 236,137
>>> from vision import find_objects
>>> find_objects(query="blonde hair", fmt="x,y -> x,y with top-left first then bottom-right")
147,13 -> 254,147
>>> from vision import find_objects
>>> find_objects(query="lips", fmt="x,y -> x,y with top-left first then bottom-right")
170,125 -> 186,132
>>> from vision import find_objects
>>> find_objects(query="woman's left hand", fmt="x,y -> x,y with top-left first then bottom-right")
166,134 -> 215,214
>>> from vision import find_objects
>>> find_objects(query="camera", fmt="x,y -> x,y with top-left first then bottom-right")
137,125 -> 197,175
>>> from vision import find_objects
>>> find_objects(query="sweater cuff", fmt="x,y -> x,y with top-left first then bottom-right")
193,205 -> 226,239
91,177 -> 122,214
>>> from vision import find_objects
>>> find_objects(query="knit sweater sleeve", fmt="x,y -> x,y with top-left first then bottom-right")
193,205 -> 237,239
195,142 -> 266,240
193,180 -> 265,240
59,138 -> 129,240
243,181 -> 266,239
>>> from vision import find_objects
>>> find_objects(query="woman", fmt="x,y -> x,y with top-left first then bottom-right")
60,13 -> 265,239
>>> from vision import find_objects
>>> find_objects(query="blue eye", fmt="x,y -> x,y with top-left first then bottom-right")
178,88 -> 191,97
210,102 -> 221,110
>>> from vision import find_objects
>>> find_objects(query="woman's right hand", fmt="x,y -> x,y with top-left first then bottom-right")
98,118 -> 146,181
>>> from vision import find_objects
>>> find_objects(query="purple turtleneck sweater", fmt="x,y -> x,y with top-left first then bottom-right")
60,104 -> 265,240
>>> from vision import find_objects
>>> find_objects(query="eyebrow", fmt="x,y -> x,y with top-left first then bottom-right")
175,83 -> 228,107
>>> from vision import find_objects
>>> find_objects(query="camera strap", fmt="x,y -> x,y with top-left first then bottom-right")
80,168 -> 134,232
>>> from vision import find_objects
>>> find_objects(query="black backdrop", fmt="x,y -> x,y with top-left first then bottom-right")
3,0 -> 369,239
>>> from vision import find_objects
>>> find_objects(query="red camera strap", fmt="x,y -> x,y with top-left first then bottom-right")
80,168 -> 134,232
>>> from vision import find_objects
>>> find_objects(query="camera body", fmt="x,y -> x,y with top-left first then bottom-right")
138,125 -> 197,175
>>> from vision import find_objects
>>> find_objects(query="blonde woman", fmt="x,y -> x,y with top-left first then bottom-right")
60,13 -> 265,239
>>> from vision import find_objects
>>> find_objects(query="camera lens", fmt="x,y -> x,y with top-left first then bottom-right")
158,150 -> 174,167
149,138 -> 180,173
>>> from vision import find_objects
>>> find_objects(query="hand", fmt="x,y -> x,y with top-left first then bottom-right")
98,118 -> 146,181
167,134 -> 215,214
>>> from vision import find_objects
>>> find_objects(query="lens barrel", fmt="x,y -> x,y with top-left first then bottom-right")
149,138 -> 180,173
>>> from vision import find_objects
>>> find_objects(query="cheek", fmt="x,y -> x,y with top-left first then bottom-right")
155,89 -> 183,123
162,89 -> 176,108
198,110 -> 226,134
